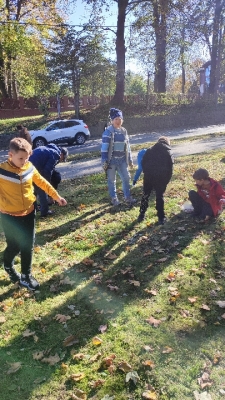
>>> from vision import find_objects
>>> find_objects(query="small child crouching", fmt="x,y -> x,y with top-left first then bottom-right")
189,168 -> 225,221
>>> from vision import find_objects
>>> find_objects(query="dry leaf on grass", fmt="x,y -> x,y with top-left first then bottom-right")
98,324 -> 107,333
22,329 -> 35,337
215,300 -> 225,308
197,372 -> 213,389
125,371 -> 140,385
59,276 -> 75,286
144,289 -> 157,296
162,346 -> 173,353
7,362 -> 22,374
104,252 -> 117,260
201,304 -> 210,311
41,354 -> 60,365
63,335 -> 79,347
188,296 -> 198,303
142,390 -> 157,399
92,336 -> 103,345
54,314 -> 71,323
129,280 -> 140,287
70,372 -> 85,382
71,388 -> 87,399
145,316 -> 162,328
118,361 -> 132,372
107,284 -> 119,291
0,315 -> 6,323
89,352 -> 102,363
89,379 -> 105,388
142,360 -> 155,369
82,258 -> 95,266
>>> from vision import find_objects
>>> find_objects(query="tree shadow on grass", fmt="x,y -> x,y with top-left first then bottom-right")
1,198 -> 225,399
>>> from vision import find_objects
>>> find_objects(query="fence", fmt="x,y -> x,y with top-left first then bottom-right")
0,93 -> 223,119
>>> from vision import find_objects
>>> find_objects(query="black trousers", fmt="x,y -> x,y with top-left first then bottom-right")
139,175 -> 167,220
1,209 -> 35,275
51,169 -> 61,190
189,190 -> 213,218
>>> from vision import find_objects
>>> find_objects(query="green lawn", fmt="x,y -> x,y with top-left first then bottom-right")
1,149 -> 225,400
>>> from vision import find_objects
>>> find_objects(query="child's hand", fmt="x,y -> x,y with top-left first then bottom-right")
56,197 -> 67,206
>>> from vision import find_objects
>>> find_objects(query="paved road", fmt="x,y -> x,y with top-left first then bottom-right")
57,124 -> 225,180
1,123 -> 225,179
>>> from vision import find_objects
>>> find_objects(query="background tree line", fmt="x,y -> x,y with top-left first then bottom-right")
0,0 -> 225,105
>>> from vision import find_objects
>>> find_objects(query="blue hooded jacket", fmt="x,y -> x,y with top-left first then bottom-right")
29,144 -> 61,182
133,148 -> 147,184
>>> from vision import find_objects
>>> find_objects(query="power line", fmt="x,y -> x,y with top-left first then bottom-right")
0,20 -> 126,28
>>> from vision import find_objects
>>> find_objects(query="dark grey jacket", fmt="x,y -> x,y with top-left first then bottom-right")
142,140 -> 174,185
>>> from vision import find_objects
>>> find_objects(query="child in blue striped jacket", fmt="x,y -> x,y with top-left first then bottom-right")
101,108 -> 136,206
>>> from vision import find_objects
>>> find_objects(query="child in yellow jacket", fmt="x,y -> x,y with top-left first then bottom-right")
0,137 -> 67,290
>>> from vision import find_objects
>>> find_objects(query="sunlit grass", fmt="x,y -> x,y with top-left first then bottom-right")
1,149 -> 225,399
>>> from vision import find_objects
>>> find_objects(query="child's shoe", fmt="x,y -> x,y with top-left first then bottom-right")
4,266 -> 21,283
111,197 -> 120,206
125,197 -> 137,206
20,274 -> 40,291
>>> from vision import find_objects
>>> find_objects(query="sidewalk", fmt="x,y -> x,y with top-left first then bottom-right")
57,134 -> 225,180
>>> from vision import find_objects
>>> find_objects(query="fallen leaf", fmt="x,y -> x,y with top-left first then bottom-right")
144,289 -> 157,296
71,388 -> 87,400
89,352 -> 102,363
82,258 -> 95,266
193,391 -> 212,400
63,335 -> 79,347
89,379 -> 105,388
118,361 -> 132,372
166,272 -> 176,281
197,372 -> 212,389
7,362 -> 22,374
142,390 -> 157,399
107,284 -> 119,291
22,329 -> 35,337
145,316 -> 161,328
129,280 -> 140,287
162,346 -> 173,354
59,276 -> 75,286
102,354 -> 116,367
221,313 -> 225,319
157,257 -> 168,263
142,360 -> 155,369
215,300 -> 225,308
125,370 -> 140,385
201,304 -> 210,311
92,336 -> 103,345
41,354 -> 60,365
188,296 -> 198,303
104,252 -> 117,260
72,353 -> 85,361
0,315 -> 6,323
54,314 -> 71,323
70,372 -> 85,382
98,324 -> 107,333
60,362 -> 69,374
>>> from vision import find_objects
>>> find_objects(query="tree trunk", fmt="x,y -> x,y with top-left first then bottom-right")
0,46 -> 8,98
153,0 -> 168,93
112,0 -> 129,104
209,0 -> 223,95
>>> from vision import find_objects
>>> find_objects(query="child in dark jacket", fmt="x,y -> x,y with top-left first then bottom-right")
189,168 -> 225,221
137,136 -> 174,225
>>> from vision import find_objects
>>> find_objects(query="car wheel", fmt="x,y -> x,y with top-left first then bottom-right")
75,133 -> 86,145
33,137 -> 47,148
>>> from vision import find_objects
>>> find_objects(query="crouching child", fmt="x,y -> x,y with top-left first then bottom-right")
0,138 -> 67,291
189,168 -> 225,221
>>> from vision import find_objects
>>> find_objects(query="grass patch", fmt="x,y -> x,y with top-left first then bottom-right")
1,149 -> 225,399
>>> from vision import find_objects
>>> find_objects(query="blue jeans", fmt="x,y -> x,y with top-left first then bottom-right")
34,184 -> 49,216
107,161 -> 131,199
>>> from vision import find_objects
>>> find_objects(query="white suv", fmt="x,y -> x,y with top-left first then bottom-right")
30,119 -> 90,148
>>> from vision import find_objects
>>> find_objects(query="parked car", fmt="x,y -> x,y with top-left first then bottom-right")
30,119 -> 90,148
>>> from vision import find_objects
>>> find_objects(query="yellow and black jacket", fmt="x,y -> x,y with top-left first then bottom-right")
0,159 -> 59,216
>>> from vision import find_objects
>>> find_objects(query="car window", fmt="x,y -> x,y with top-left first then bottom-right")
46,122 -> 65,131
64,121 -> 80,128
